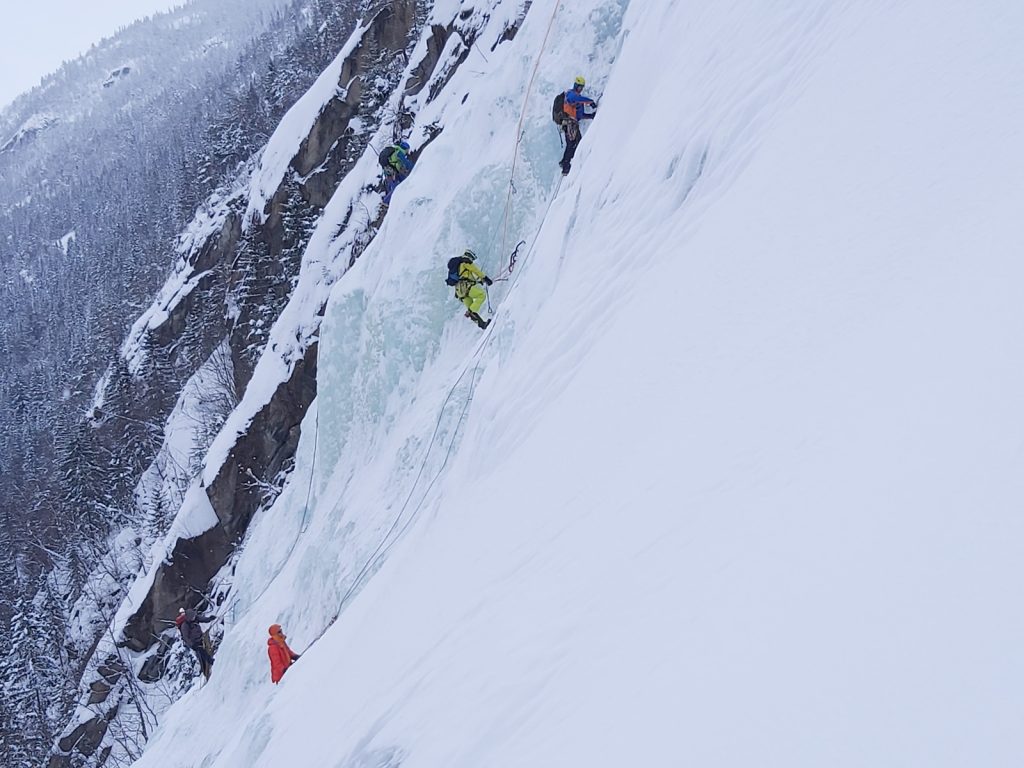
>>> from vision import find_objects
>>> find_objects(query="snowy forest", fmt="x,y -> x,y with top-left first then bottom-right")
1,0 -> 374,762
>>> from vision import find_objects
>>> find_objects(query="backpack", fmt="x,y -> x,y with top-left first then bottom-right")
552,92 -> 565,124
378,146 -> 394,169
446,256 -> 471,286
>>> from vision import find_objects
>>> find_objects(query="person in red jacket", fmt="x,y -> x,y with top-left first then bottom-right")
267,624 -> 301,683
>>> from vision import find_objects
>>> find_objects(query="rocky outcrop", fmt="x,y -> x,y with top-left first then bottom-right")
85,658 -> 126,705
151,210 -> 241,368
137,636 -> 175,683
0,114 -> 59,155
122,341 -> 318,651
416,4 -> 521,104
228,1 -> 421,393
51,702 -> 119,767
52,0 -> 517,764
116,0 -> 512,657
100,0 -> 435,660
406,24 -> 450,97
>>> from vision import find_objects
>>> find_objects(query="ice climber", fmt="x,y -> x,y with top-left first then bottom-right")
267,623 -> 301,684
446,249 -> 493,329
176,607 -> 216,679
379,140 -> 414,203
555,76 -> 598,175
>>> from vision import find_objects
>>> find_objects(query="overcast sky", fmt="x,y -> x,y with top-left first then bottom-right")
0,0 -> 187,110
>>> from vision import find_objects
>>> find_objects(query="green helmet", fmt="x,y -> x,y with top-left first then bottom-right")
574,75 -> 586,87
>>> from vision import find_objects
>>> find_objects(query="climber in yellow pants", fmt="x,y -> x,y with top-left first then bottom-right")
446,249 -> 492,329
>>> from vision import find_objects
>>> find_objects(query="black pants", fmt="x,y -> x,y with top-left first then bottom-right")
190,644 -> 214,674
560,119 -> 581,169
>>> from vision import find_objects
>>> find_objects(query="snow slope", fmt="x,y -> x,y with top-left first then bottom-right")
132,1 -> 1024,766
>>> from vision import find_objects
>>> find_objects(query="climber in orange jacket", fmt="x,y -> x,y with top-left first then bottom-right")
267,624 -> 301,683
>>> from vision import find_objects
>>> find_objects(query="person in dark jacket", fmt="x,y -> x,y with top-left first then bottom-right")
267,624 -> 301,684
176,607 -> 215,679
558,76 -> 598,175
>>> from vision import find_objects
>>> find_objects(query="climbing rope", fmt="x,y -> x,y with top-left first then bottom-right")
502,175 -> 562,283
301,152 -> 565,653
168,5 -> 568,658
208,0 -> 561,631
217,348 -> 322,630
373,362 -> 484,566
296,0 -> 568,655
494,0 -> 563,271
301,356 -> 484,652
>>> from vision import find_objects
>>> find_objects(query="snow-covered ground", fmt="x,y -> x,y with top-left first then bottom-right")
131,1 -> 1024,765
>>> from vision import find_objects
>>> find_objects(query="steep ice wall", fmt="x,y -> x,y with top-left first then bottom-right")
132,1 -> 1024,766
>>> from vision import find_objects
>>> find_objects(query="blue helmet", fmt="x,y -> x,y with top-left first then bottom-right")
397,140 -> 410,151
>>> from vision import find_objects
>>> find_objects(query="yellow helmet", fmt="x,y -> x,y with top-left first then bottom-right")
574,75 -> 586,87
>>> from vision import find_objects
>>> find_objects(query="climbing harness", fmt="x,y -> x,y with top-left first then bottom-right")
496,0 -> 564,266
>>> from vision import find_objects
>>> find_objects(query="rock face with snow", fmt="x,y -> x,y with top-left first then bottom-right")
0,113 -> 59,154
0,10 -> 328,761
132,0 -> 1024,765
116,0 -> 431,653
101,67 -> 133,89
113,0 -> 524,655
44,1 -> 528,765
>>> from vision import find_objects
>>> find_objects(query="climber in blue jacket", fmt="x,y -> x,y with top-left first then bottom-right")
380,140 -> 414,203
558,76 -> 598,175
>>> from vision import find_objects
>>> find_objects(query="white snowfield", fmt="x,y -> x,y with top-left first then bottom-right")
132,1 -> 1024,766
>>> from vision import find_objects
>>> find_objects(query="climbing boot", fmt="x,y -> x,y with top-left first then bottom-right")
465,310 -> 489,329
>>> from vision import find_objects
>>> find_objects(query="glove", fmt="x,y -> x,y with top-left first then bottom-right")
483,277 -> 493,286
